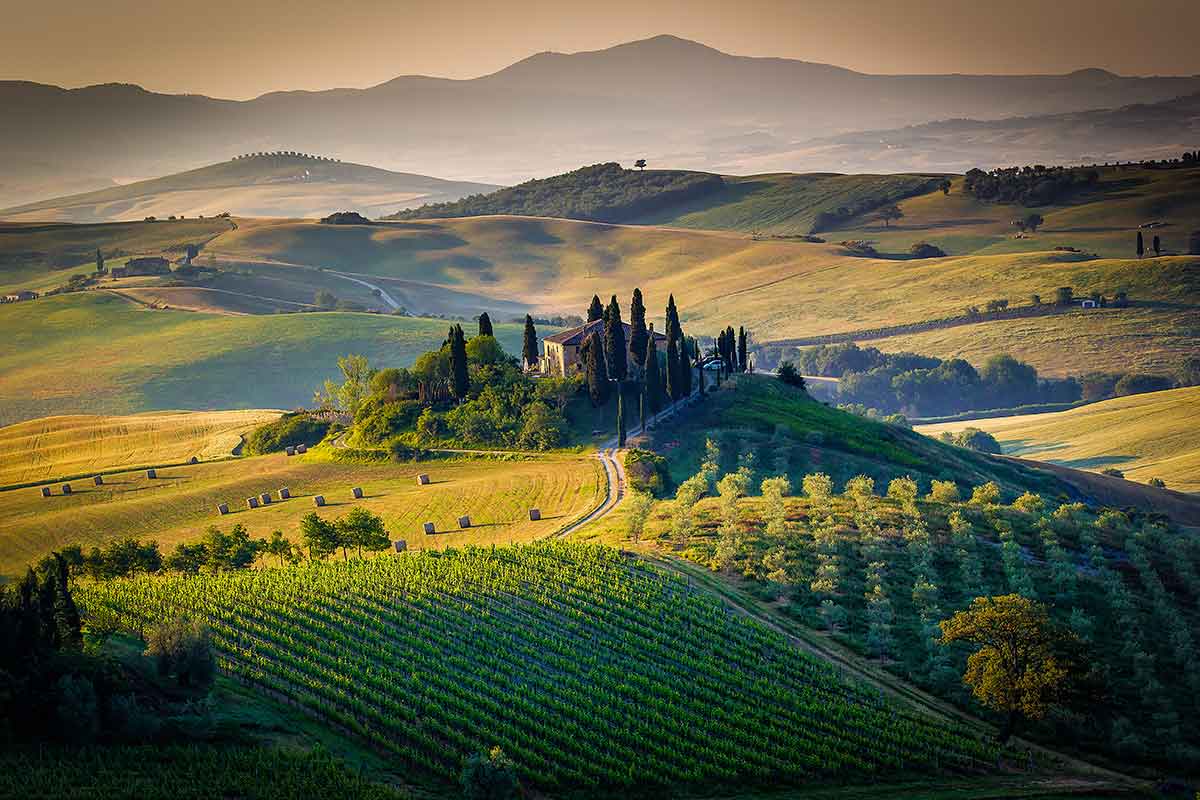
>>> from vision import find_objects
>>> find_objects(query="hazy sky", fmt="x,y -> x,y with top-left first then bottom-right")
3,0 -> 1199,99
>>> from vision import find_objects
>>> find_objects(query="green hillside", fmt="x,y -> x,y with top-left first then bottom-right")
0,153 -> 497,224
77,541 -> 1010,793
0,292 -> 532,426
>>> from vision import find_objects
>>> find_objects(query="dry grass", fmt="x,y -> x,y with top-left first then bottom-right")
916,387 -> 1200,492
0,410 -> 280,487
0,450 -> 604,577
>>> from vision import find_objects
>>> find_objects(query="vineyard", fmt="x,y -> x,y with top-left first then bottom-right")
76,542 -> 1008,792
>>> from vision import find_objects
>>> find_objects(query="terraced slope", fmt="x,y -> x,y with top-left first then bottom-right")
77,542 -> 1007,792
916,387 -> 1200,492
0,410 -> 280,487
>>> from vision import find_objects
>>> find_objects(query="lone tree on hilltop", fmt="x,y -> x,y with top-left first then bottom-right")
521,315 -> 538,370
629,288 -> 648,372
477,312 -> 493,337
634,159 -> 647,171
587,295 -> 604,322
940,595 -> 1076,742
878,205 -> 904,228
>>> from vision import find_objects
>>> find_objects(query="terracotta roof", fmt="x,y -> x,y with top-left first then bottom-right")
543,319 -> 667,346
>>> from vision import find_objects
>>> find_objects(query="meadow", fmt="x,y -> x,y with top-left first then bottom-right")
916,386 -> 1200,492
0,292 -> 532,425
0,449 -> 603,578
0,410 -> 280,487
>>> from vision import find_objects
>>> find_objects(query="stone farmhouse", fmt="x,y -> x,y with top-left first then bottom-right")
2,290 -> 38,303
541,319 -> 666,377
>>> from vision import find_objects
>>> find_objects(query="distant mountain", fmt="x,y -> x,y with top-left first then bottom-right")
3,35 -> 1200,205
763,91 -> 1200,175
0,153 -> 498,223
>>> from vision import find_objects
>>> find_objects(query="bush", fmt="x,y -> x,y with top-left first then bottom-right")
625,449 -> 670,496
1147,477 -> 1166,488
354,399 -> 422,445
928,480 -> 960,503
953,428 -> 1002,454
970,481 -> 1001,506
776,361 -> 806,389
1012,492 -> 1046,515
909,242 -> 946,258
460,747 -> 520,800
1112,373 -> 1175,397
145,618 -> 216,690
245,413 -> 330,455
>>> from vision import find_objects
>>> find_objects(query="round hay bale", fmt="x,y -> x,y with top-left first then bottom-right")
313,495 -> 326,507
352,487 -> 364,499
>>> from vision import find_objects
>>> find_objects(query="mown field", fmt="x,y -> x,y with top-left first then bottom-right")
0,410 -> 280,487
917,387 -> 1200,492
0,292 -> 532,425
0,449 -> 603,578
76,542 -> 1012,793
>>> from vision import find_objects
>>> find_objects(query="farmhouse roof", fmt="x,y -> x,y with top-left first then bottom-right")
543,319 -> 667,346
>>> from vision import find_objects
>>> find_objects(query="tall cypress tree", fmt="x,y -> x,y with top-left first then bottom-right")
587,295 -> 604,322
665,328 -> 680,402
450,324 -> 470,401
737,326 -> 747,373
95,248 -> 105,274
726,326 -> 737,373
521,314 -> 538,370
629,288 -> 648,371
1136,231 -> 1145,258
697,343 -> 706,396
603,295 -> 627,381
644,333 -> 663,414
639,391 -> 646,432
477,312 -> 494,337
679,334 -> 692,396
665,295 -> 680,340
584,331 -> 610,407
617,390 -> 626,447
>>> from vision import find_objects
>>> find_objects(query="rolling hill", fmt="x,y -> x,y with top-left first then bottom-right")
0,153 -> 497,223
0,410 -> 281,488
5,35 -> 1200,205
0,292 -> 535,426
916,386 -> 1200,493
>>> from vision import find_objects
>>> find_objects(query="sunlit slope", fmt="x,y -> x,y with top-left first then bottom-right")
829,165 -> 1200,259
0,410 -> 281,487
917,387 -> 1200,492
0,292 -> 531,425
0,156 -> 498,224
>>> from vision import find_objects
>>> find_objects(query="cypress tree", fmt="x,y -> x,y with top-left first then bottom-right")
1152,235 -> 1161,256
587,295 -> 604,322
726,326 -> 737,373
604,295 -> 627,380
617,390 -> 626,447
679,334 -> 692,396
450,324 -> 470,401
644,333 -> 663,414
665,328 -> 680,402
521,314 -> 538,370
477,312 -> 494,337
629,288 -> 648,371
665,295 -> 680,341
737,326 -> 747,373
585,331 -> 610,407
1136,231 -> 1144,258
95,248 -> 105,273
639,391 -> 646,432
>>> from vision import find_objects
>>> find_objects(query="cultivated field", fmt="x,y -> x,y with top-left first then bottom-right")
0,450 -> 603,577
0,292 -> 534,425
0,410 -> 280,487
916,387 -> 1200,492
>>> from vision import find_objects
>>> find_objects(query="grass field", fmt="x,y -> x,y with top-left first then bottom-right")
0,292 -> 534,425
0,410 -> 281,487
916,387 -> 1200,492
0,449 -> 603,577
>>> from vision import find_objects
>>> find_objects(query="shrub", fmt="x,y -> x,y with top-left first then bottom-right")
970,481 -> 1001,506
1012,492 -> 1045,515
928,480 -> 960,503
625,449 -> 670,495
460,747 -> 520,800
1147,477 -> 1166,488
354,399 -> 422,444
145,618 -> 216,690
954,428 -> 1002,454
776,361 -> 806,389
245,413 -> 330,455
909,242 -> 946,258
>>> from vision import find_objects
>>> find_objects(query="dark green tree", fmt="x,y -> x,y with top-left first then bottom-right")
450,325 -> 470,401
665,329 -> 680,402
584,331 -> 610,407
477,312 -> 494,337
603,295 -> 627,380
1136,231 -> 1144,258
737,326 -> 747,372
1152,235 -> 1161,256
587,295 -> 604,322
665,294 -> 680,340
95,248 -> 104,274
639,391 -> 646,432
617,390 -> 626,447
644,334 -> 663,414
300,513 -> 338,560
521,314 -> 538,370
337,507 -> 390,559
679,334 -> 692,396
629,288 -> 648,371
696,343 -> 706,396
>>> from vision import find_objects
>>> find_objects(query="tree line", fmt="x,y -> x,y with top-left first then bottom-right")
964,165 -> 1100,206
